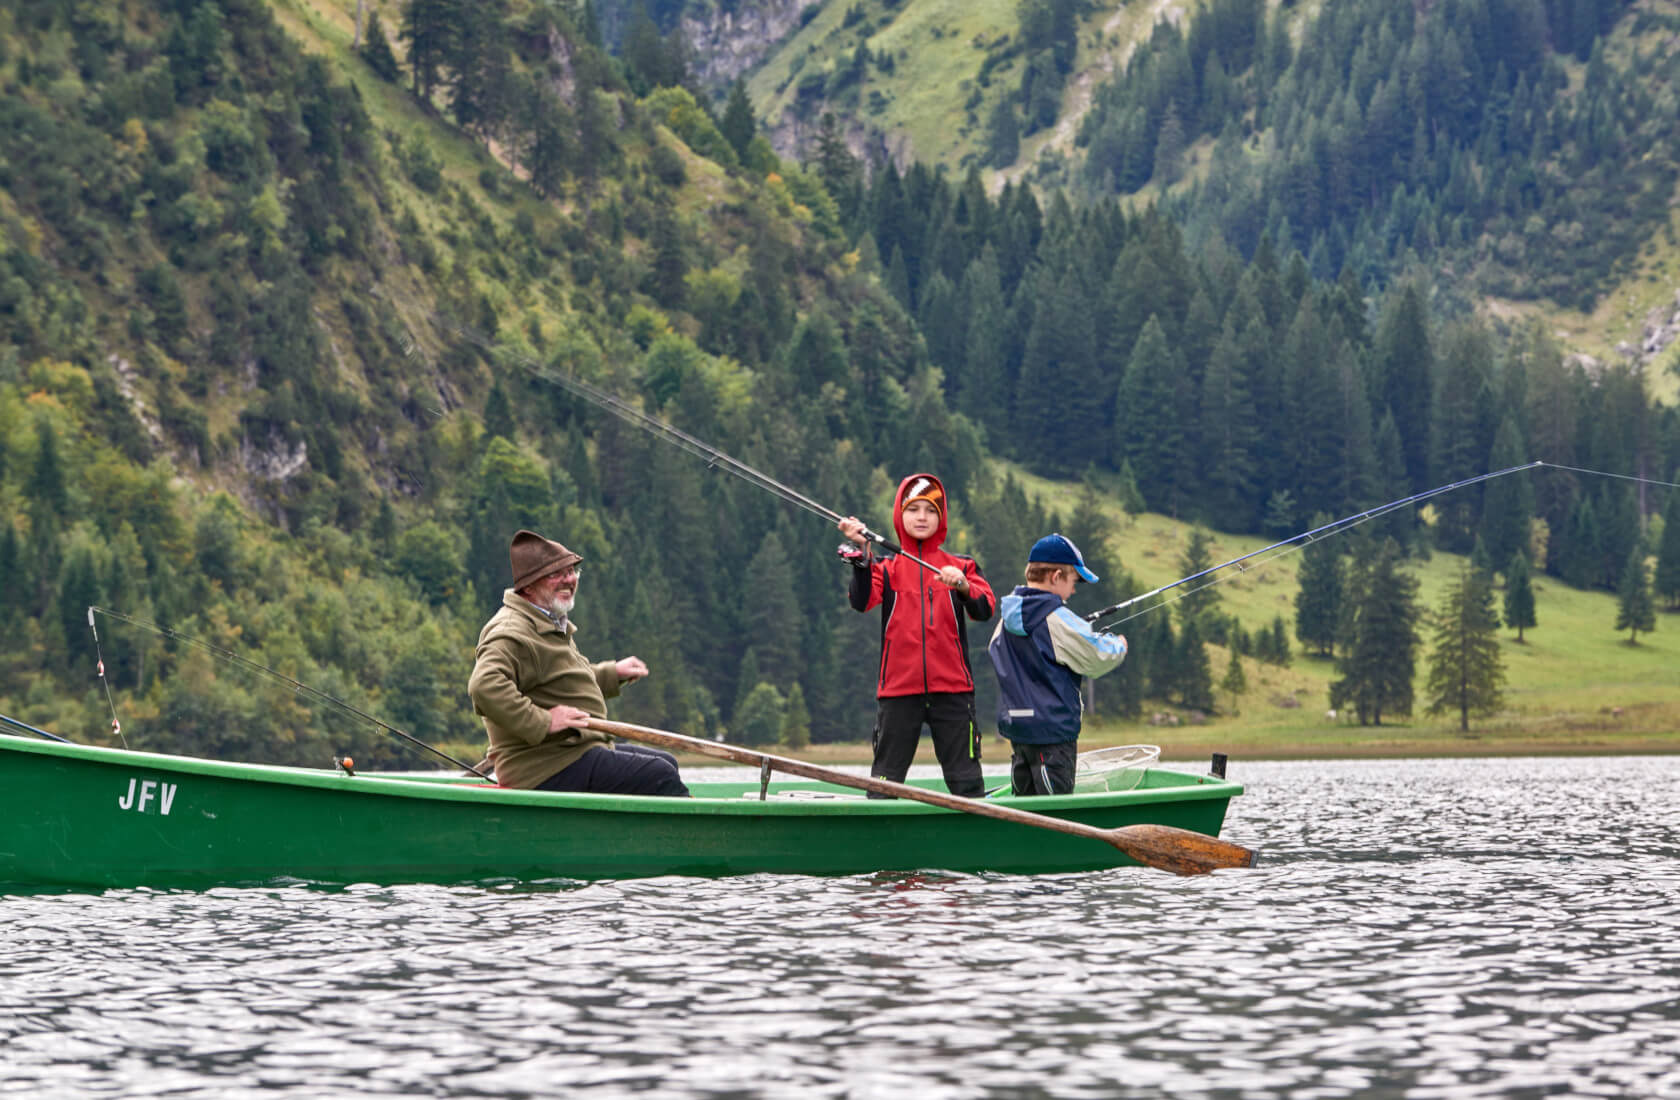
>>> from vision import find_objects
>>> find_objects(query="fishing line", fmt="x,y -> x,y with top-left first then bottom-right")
86,606 -> 491,778
1533,462 -> 1680,490
430,311 -> 941,573
1088,459 -> 1677,633
87,610 -> 129,749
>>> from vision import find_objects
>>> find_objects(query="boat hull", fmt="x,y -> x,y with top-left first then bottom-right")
1,734 -> 1242,890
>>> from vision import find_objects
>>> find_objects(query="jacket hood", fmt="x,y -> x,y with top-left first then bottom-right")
892,472 -> 948,551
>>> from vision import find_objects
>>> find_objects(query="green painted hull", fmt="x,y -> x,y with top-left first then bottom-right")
0,734 -> 1242,890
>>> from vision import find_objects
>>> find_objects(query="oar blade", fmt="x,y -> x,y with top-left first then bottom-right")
1107,824 -> 1258,876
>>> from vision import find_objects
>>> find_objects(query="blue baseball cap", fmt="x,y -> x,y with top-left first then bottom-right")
1028,533 -> 1098,583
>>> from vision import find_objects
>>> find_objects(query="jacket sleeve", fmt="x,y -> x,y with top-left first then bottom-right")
593,659 -> 623,701
1045,607 -> 1128,679
960,557 -> 995,621
848,555 -> 885,612
468,636 -> 552,746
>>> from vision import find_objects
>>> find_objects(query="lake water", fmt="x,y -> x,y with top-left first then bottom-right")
3,756 -> 1679,1098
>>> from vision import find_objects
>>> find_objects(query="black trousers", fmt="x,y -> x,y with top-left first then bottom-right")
1008,740 -> 1078,796
870,693 -> 984,797
538,743 -> 691,797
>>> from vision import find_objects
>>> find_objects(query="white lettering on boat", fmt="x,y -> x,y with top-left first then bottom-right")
117,777 -> 178,816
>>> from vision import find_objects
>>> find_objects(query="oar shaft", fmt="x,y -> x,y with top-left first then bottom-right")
585,718 -> 1256,875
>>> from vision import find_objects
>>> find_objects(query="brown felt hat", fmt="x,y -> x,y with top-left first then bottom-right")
510,529 -> 582,590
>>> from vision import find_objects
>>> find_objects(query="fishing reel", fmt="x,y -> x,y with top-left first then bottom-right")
836,542 -> 868,566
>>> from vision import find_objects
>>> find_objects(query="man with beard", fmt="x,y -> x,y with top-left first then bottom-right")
468,529 -> 689,796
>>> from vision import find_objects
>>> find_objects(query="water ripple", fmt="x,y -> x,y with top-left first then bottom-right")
4,757 -> 1680,1098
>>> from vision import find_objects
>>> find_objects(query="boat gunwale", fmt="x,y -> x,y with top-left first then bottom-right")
0,731 -> 1244,816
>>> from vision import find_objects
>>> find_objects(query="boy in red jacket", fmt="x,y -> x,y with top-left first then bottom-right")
838,473 -> 995,797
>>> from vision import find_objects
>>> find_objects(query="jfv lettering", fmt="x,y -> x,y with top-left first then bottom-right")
117,778 -> 178,816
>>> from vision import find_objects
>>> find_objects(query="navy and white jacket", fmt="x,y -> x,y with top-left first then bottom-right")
987,586 -> 1128,745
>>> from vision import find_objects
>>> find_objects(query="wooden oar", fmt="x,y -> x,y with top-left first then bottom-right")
586,717 -> 1257,876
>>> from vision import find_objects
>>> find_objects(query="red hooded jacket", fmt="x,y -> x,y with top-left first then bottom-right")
848,473 -> 995,698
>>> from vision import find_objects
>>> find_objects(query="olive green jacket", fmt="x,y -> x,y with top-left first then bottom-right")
468,589 -> 622,789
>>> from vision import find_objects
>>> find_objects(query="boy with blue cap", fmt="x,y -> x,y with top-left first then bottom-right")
987,533 -> 1129,796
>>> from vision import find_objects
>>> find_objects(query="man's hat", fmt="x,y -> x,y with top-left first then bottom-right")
1028,533 -> 1098,583
510,529 -> 582,590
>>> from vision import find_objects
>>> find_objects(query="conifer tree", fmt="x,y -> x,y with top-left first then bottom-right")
1260,614 -> 1292,666
0,521 -> 23,624
1117,316 -> 1186,512
720,80 -> 755,164
731,647 -> 762,723
1198,323 -> 1259,530
1503,549 -> 1537,642
57,541 -> 103,674
1556,493 -> 1601,589
1114,459 -> 1146,515
781,682 -> 811,749
1139,611 -> 1177,701
957,248 -> 1010,444
986,99 -> 1020,168
1481,416 -> 1535,567
1425,565 -> 1506,732
483,382 -> 515,444
1177,614 -> 1216,712
1176,528 -> 1222,631
1429,321 -> 1496,553
1614,548 -> 1656,643
1656,489 -> 1680,611
359,10 -> 402,83
1220,646 -> 1247,713
741,531 -> 802,677
401,0 -> 457,102
27,416 -> 69,524
1331,539 -> 1420,725
1371,281 -> 1433,493
1294,513 -> 1343,657
1017,270 -> 1101,475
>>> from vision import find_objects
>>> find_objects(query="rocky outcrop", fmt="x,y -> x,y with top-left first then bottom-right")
1636,290 -> 1680,368
681,0 -> 823,92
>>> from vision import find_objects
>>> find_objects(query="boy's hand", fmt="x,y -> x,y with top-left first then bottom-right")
837,516 -> 870,547
937,565 -> 970,593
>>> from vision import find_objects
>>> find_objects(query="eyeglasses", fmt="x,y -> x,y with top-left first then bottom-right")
547,565 -> 582,582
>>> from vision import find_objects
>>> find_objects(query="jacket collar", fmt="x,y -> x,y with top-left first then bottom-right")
502,588 -> 574,635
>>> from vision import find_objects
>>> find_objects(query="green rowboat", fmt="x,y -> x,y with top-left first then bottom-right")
0,732 -> 1243,890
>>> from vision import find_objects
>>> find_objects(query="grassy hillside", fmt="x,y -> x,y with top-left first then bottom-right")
747,0 -> 1680,410
748,0 -> 1017,165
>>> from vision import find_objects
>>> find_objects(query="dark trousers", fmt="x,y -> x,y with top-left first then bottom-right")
1008,740 -> 1077,796
870,693 -> 984,797
538,743 -> 691,797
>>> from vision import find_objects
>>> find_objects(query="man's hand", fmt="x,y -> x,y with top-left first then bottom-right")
937,564 -> 970,593
616,656 -> 649,683
547,704 -> 592,733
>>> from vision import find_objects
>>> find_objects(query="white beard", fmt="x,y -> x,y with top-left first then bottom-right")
552,592 -> 575,616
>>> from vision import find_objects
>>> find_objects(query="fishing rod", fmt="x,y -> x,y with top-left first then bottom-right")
0,712 -> 74,743
86,607 -> 492,779
1085,461 -> 1547,629
429,312 -> 942,574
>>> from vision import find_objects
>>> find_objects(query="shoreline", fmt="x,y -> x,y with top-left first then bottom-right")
663,731 -> 1680,768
